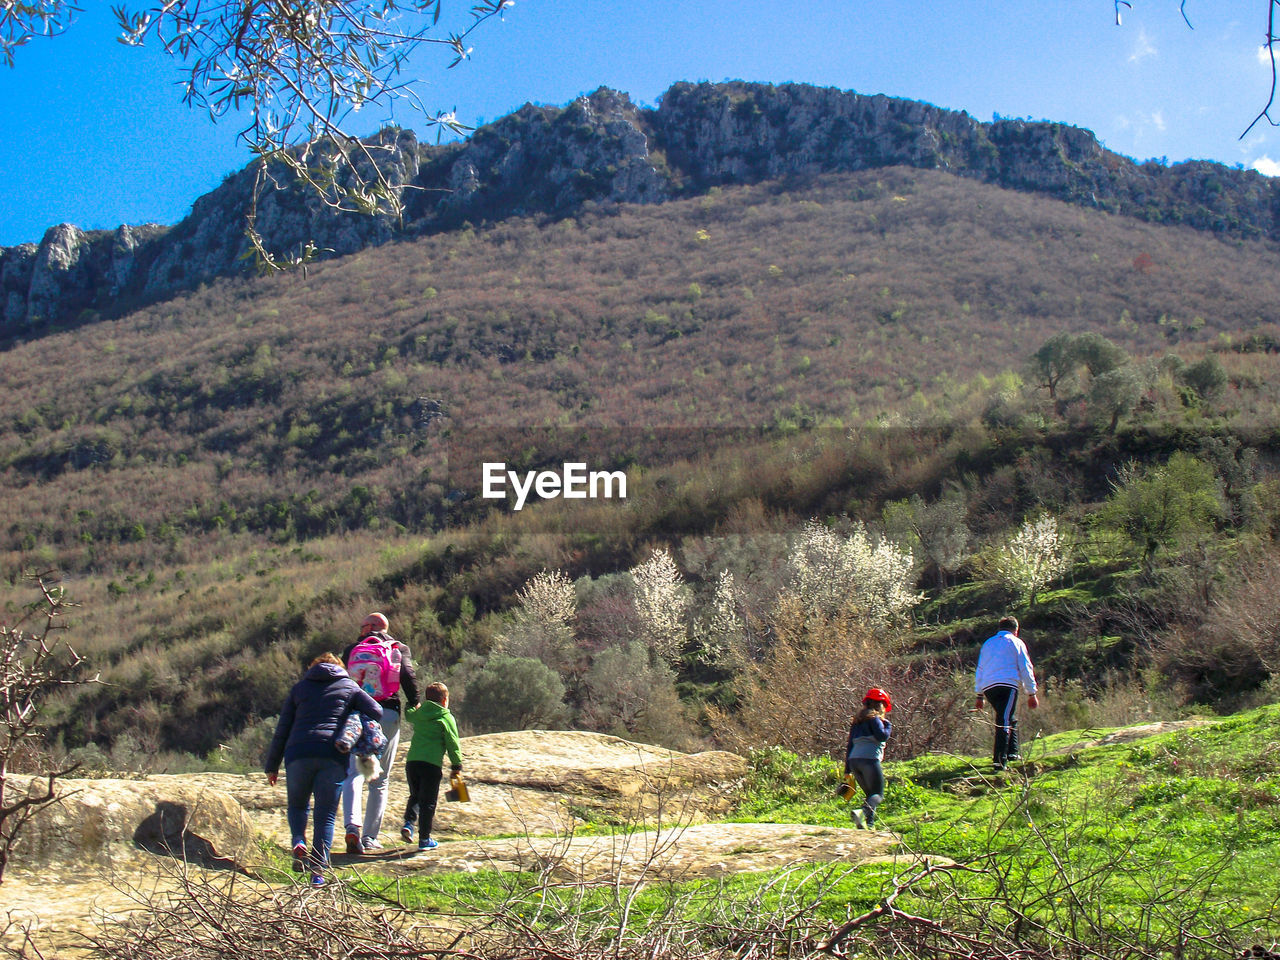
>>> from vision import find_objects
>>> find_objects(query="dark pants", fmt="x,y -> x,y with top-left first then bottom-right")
846,757 -> 885,825
404,760 -> 444,839
984,684 -> 1020,765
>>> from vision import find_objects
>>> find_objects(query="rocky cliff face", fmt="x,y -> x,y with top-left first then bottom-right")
4,81 -> 1277,329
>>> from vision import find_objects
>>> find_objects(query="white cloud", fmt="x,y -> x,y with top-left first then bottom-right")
1258,44 -> 1274,68
1251,156 -> 1280,176
1129,28 -> 1157,63
1151,110 -> 1165,131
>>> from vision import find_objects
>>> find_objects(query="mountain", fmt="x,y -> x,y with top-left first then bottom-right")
4,79 -> 1280,760
3,80 -> 1277,329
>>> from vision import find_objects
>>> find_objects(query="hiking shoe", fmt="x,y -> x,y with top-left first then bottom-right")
1006,754 -> 1022,762
361,837 -> 384,854
850,808 -> 866,829
291,843 -> 308,873
992,762 -> 1006,773
310,873 -> 325,888
400,823 -> 414,843
344,829 -> 361,855
418,837 -> 439,851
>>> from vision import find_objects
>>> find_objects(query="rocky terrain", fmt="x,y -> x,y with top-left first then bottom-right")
1,731 -> 897,956
4,80 -> 1276,328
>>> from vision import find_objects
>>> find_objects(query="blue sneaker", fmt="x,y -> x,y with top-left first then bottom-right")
400,823 -> 414,843
291,843 -> 308,873
310,873 -> 325,887
418,837 -> 438,851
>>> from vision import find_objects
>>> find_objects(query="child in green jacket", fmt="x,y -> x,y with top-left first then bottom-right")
400,681 -> 462,851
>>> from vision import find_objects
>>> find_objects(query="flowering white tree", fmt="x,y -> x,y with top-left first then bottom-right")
630,548 -> 691,666
691,568 -> 746,665
494,569 -> 577,672
785,520 -> 921,624
992,514 -> 1072,608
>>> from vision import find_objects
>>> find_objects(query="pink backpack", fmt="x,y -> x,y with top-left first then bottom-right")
348,636 -> 402,701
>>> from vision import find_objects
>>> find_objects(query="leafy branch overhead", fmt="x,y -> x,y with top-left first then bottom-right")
0,1 -> 514,269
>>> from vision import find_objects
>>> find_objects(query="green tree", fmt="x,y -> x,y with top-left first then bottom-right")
883,490 -> 970,588
1100,452 -> 1225,565
578,641 -> 688,746
1073,331 -> 1128,377
1088,365 -> 1143,433
459,655 -> 568,733
1029,332 -> 1080,405
1181,355 -> 1229,401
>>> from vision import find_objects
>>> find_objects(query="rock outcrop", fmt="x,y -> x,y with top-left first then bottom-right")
5,80 -> 1277,329
160,730 -> 750,849
8,731 -> 748,877
8,775 -> 258,872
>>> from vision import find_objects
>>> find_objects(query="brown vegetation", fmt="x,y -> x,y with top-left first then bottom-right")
2,167 -> 1280,759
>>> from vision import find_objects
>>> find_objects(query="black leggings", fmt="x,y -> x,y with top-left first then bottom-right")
404,761 -> 444,839
984,684 -> 1020,764
846,757 -> 885,822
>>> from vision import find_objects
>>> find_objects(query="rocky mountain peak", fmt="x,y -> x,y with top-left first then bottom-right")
3,81 -> 1276,331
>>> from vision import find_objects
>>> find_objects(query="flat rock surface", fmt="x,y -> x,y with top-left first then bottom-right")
180,729 -> 751,847
7,775 -> 258,869
1050,719 -> 1210,753
370,820 -> 902,882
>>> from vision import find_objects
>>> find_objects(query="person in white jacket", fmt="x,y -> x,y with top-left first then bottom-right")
974,616 -> 1039,770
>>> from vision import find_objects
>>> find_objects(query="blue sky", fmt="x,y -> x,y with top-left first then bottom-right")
2,0 -> 1278,247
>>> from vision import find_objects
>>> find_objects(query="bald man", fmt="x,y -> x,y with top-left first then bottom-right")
340,612 -> 419,853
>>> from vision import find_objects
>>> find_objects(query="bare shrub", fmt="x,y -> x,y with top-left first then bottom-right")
1156,543 -> 1280,706
0,575 -> 96,884
707,600 -> 966,760
493,569 -> 577,672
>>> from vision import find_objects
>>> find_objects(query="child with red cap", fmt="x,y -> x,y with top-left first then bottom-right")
842,688 -> 892,829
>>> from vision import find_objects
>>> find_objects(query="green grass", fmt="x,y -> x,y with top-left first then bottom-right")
729,705 -> 1280,948
344,709 -> 1280,956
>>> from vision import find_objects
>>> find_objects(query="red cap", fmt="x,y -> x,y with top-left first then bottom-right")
863,688 -> 892,713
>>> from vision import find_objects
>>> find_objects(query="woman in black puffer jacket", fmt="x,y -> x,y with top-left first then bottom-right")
264,653 -> 382,884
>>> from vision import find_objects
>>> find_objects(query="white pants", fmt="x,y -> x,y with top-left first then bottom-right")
341,708 -> 400,842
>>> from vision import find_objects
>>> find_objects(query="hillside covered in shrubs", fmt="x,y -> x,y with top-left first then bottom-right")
1,162 -> 1279,766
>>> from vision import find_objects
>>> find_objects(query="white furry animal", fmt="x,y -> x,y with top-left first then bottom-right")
355,754 -> 383,781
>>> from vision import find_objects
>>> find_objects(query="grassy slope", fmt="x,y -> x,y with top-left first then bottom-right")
731,706 -> 1280,940
369,708 -> 1280,951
